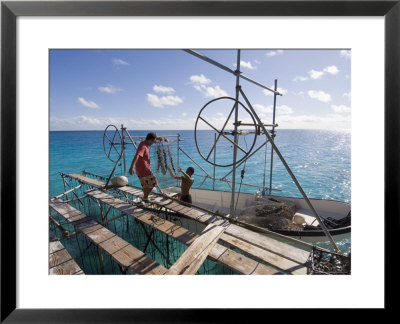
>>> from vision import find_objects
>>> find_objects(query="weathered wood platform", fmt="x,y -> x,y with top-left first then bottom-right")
165,223 -> 227,275
49,198 -> 167,275
64,173 -> 311,275
86,189 -> 279,275
49,240 -> 84,275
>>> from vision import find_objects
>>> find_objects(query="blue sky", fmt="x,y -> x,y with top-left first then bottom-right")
50,49 -> 351,131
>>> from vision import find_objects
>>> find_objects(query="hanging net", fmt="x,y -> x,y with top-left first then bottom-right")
151,141 -> 179,189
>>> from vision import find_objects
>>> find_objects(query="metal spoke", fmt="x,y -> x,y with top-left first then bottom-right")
205,101 -> 237,160
199,116 -> 247,154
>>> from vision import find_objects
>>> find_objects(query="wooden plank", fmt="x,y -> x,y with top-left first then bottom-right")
165,224 -> 227,275
64,175 -> 310,274
49,241 -> 65,254
68,173 -> 105,187
86,191 -> 198,246
85,227 -> 116,245
113,245 -> 167,275
224,224 -> 310,265
99,236 -> 130,255
49,241 -> 84,275
221,233 -> 307,275
49,259 -> 84,275
49,198 -> 167,275
49,248 -> 73,268
86,189 -> 279,275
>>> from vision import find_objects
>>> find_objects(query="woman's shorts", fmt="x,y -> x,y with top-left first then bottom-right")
139,175 -> 157,189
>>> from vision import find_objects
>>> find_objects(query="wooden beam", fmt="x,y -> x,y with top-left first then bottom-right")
165,224 -> 226,275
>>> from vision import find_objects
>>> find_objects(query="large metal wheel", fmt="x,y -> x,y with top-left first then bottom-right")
194,96 -> 258,167
103,124 -> 123,162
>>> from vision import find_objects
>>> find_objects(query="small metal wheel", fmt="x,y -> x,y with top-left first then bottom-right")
103,124 -> 123,162
194,96 -> 258,167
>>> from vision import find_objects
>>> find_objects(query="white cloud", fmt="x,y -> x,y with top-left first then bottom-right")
193,84 -> 228,98
189,74 -> 228,98
50,115 -> 196,131
340,50 -> 351,59
263,87 -> 288,96
50,112 -> 350,131
307,90 -> 332,103
331,104 -> 351,114
308,69 -> 325,80
98,84 -> 123,94
189,74 -> 211,85
275,113 -> 350,130
153,85 -> 175,94
146,94 -> 183,108
343,92 -> 352,100
235,60 -> 257,70
77,97 -> 100,109
323,65 -> 340,75
293,76 -> 309,82
277,105 -> 294,115
266,50 -> 283,57
303,65 -> 340,80
182,112 -> 187,117
112,58 -> 129,66
254,104 -> 293,116
254,104 -> 273,115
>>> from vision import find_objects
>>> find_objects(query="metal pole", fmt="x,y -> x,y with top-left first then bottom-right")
213,133 -> 216,191
121,124 -> 126,176
177,133 -> 180,187
229,49 -> 241,217
238,87 -> 340,253
262,141 -> 268,196
184,49 -> 282,96
179,147 -> 212,178
269,79 -> 278,195
221,139 -> 269,180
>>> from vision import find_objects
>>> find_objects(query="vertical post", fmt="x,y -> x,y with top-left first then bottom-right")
177,133 -> 180,187
269,79 -> 278,195
262,141 -> 268,196
213,133 -> 216,191
97,247 -> 105,274
165,213 -> 170,267
229,49 -> 241,217
121,124 -> 126,176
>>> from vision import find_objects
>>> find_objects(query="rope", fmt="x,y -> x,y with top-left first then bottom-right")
166,142 -> 176,173
234,135 -> 248,212
156,142 -> 167,175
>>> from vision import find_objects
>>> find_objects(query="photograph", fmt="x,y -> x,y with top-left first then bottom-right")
49,48 -> 351,276
2,0 -> 397,320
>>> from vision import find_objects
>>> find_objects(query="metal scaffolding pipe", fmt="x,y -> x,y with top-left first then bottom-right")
238,87 -> 340,253
184,49 -> 282,96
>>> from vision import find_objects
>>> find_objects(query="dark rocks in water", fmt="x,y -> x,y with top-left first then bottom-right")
237,197 -> 302,231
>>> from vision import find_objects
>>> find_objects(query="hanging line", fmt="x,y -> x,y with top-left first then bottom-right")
234,135 -> 248,212
156,142 -> 167,175
161,141 -> 168,175
166,141 -> 176,173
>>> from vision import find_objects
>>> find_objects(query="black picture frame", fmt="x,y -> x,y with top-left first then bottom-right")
1,0 -> 398,322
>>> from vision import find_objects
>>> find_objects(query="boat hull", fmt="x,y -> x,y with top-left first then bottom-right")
163,186 -> 351,245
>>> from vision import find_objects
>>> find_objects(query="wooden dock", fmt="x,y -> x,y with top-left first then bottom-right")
56,173 -> 311,275
85,189 -> 279,274
49,198 -> 167,274
49,239 -> 84,275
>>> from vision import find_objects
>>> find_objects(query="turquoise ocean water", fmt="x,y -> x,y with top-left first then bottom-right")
50,129 -> 351,273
